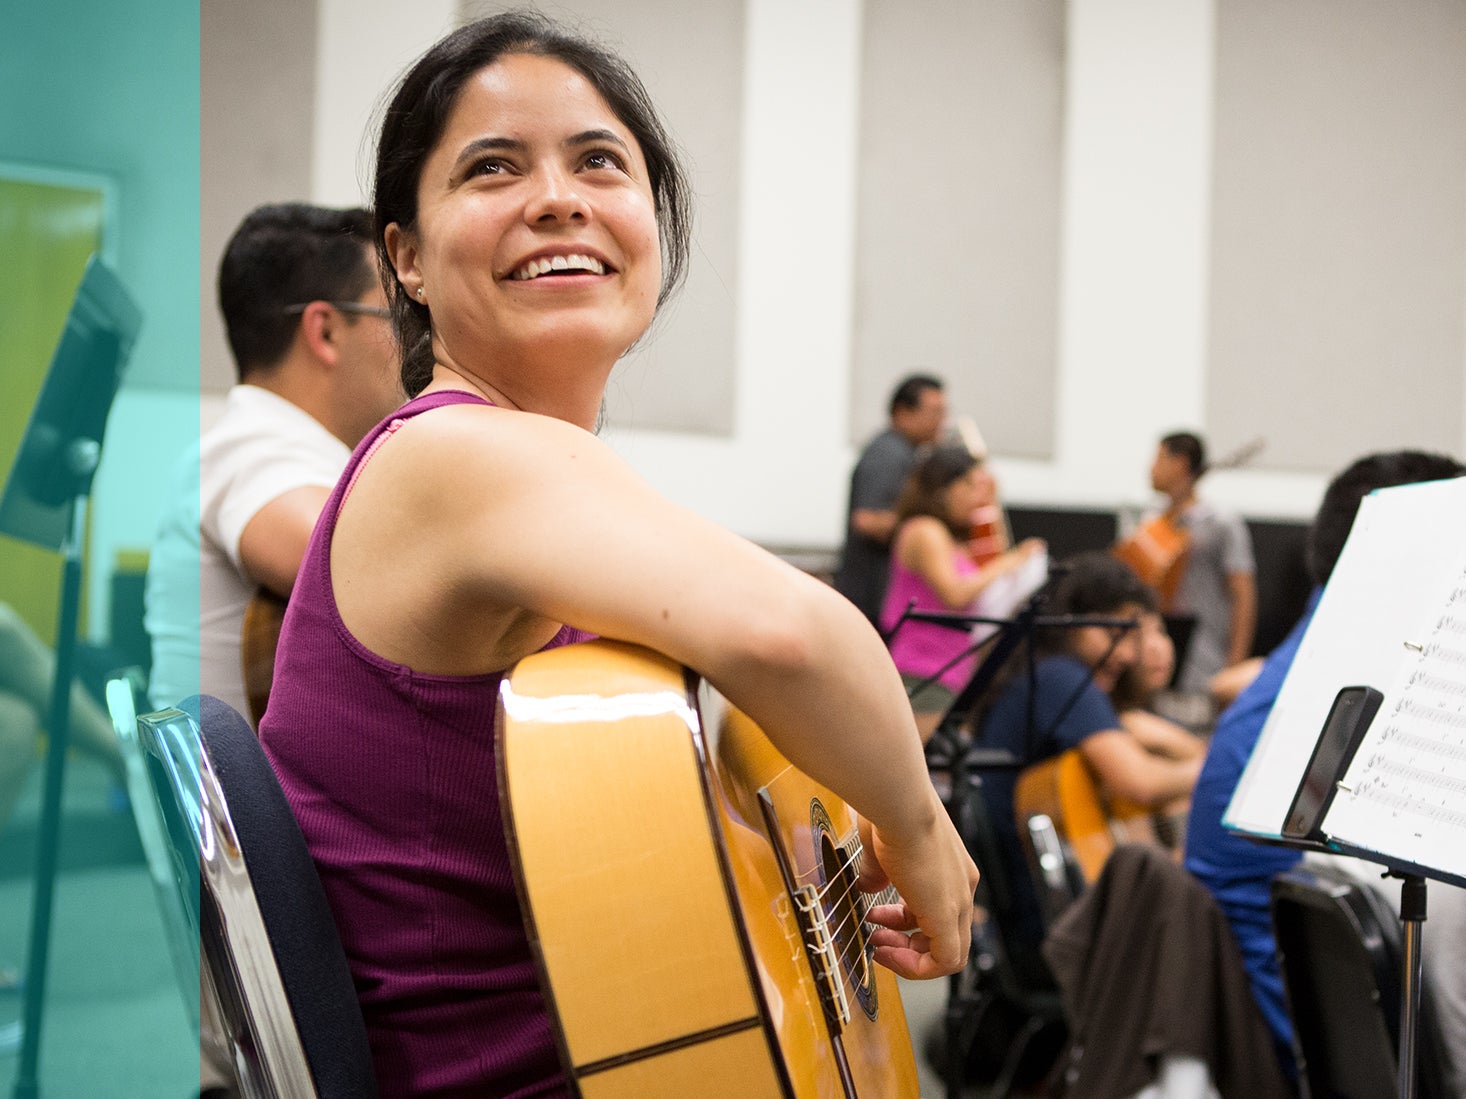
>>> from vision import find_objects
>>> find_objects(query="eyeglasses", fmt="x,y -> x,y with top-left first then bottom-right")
282,301 -> 392,320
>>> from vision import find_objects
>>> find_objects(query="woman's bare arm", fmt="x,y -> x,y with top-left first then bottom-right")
333,406 -> 979,977
1120,708 -> 1206,762
898,518 -> 1042,610
1079,728 -> 1203,807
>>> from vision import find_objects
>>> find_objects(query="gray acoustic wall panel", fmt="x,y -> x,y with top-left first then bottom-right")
201,0 -> 318,393
853,1 -> 1065,456
1207,0 -> 1466,472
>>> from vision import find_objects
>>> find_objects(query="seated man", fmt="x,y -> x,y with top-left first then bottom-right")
1184,450 -> 1466,1080
146,203 -> 402,716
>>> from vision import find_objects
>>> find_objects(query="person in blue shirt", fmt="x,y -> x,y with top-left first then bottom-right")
1184,449 -> 1465,1075
976,552 -> 1204,961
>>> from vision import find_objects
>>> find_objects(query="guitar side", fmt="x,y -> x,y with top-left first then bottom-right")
497,639 -> 919,1098
1014,748 -> 1167,885
1015,749 -> 1117,884
715,706 -> 920,1098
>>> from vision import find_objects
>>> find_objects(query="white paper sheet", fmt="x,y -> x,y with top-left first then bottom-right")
1321,562 -> 1466,879
1224,476 -> 1466,839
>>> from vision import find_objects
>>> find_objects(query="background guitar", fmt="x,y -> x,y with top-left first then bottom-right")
1014,747 -> 1184,887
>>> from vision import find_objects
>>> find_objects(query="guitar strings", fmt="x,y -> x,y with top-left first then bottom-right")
785,831 -> 918,1000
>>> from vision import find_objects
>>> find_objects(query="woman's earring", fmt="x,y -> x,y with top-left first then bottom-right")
416,286 -> 425,300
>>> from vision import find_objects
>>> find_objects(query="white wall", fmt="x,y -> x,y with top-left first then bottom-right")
304,0 -> 1464,553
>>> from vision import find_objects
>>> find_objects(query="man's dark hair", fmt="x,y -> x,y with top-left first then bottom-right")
218,203 -> 375,380
1306,450 -> 1464,585
888,373 -> 944,417
1160,431 -> 1207,478
374,9 -> 693,397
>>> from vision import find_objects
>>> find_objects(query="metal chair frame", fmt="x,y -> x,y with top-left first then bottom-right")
136,704 -> 318,1098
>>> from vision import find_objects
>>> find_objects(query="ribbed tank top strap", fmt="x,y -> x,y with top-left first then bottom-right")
302,389 -> 492,627
338,389 -> 492,514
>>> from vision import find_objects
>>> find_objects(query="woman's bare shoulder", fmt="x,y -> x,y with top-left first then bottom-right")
381,403 -> 614,494
896,515 -> 951,555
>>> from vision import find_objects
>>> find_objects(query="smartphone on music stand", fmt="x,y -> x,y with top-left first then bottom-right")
1280,685 -> 1384,847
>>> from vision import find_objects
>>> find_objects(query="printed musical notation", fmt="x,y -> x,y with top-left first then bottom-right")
1224,476 -> 1466,849
1327,564 -> 1466,879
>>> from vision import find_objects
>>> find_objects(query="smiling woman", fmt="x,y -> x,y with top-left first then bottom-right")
257,10 -> 977,1097
380,52 -> 666,420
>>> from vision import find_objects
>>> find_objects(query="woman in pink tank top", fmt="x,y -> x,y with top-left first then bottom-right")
262,12 -> 978,1096
880,446 -> 1046,741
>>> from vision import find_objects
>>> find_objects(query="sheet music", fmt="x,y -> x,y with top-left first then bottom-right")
1322,564 -> 1466,878
1225,476 -> 1466,838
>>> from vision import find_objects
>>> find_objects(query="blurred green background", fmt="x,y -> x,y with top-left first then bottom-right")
1,0 -> 200,1094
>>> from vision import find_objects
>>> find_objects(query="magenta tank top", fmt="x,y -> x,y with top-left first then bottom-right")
260,390 -> 588,1097
879,543 -> 981,694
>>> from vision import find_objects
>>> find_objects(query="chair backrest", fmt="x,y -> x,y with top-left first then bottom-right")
950,766 -> 1056,997
1270,865 -> 1447,1099
104,671 -> 201,1028
136,695 -> 377,1098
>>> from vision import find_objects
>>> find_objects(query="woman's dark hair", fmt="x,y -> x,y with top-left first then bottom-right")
959,552 -> 1155,735
373,9 -> 694,395
894,445 -> 977,537
1037,552 -> 1157,658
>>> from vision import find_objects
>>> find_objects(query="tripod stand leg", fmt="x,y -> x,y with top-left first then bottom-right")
12,504 -> 85,1099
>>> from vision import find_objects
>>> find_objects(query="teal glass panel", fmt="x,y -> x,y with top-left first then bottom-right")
0,0 -> 201,1093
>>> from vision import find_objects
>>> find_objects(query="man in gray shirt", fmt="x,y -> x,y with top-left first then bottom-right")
834,374 -> 948,624
1147,431 -> 1256,693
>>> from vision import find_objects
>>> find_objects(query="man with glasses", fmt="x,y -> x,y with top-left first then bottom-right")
146,203 -> 403,720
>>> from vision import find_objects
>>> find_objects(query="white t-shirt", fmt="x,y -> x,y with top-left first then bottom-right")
145,385 -> 350,716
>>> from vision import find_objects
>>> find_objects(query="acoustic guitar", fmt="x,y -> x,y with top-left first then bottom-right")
1013,747 -> 1180,885
241,586 -> 288,728
1111,436 -> 1267,609
496,639 -> 920,1098
1111,514 -> 1190,610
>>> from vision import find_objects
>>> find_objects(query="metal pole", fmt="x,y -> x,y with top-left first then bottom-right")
12,496 -> 86,1099
1396,874 -> 1427,1099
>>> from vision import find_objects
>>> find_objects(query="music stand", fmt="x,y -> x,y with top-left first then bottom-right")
1272,684 -> 1454,1099
886,571 -> 1143,791
0,255 -> 141,1099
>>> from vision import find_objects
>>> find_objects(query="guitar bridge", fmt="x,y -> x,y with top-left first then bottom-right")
794,884 -> 851,1028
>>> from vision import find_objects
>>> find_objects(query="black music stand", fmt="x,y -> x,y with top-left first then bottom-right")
0,255 -> 141,1099
886,571 -> 1143,791
1270,685 -> 1460,1099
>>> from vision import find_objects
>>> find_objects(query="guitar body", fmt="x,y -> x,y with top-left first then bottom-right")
241,587 -> 288,728
1014,748 -> 1162,884
1112,514 -> 1190,610
496,639 -> 919,1098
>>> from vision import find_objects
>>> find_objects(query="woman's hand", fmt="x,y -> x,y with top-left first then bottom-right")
855,799 -> 979,980
1011,537 -> 1046,564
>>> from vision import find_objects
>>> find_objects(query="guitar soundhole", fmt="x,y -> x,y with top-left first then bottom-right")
812,801 -> 879,1021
